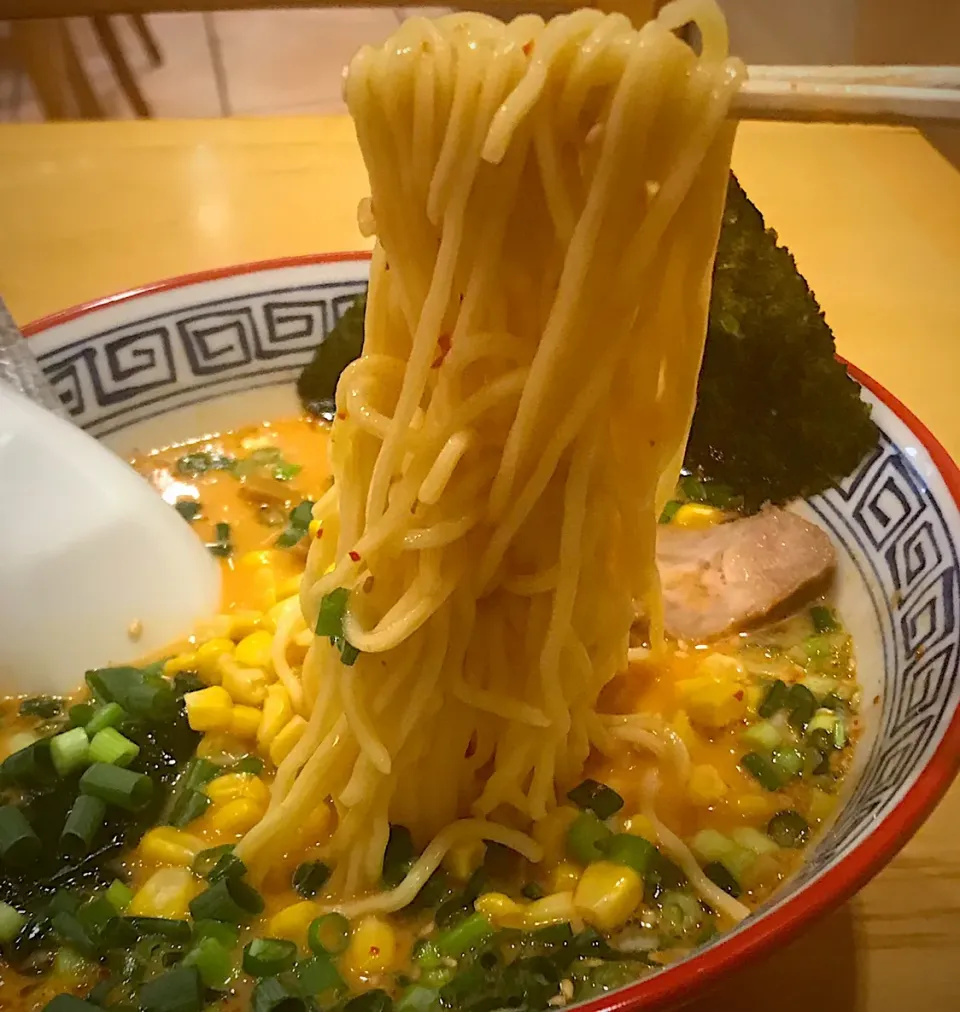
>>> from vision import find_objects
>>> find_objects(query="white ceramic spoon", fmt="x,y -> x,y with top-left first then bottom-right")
0,384 -> 221,695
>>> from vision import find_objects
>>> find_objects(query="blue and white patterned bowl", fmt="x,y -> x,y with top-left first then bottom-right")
23,254 -> 960,1011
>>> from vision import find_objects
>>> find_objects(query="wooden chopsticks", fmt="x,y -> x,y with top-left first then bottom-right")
734,65 -> 960,127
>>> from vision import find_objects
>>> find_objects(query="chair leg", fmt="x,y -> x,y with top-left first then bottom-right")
61,21 -> 104,119
91,14 -> 152,118
129,13 -> 163,68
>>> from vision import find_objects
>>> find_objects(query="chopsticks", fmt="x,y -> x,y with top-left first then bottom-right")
734,65 -> 960,127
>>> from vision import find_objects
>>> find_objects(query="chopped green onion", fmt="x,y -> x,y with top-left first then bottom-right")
85,666 -> 175,721
172,672 -> 205,696
48,890 -> 83,916
293,861 -> 331,898
740,752 -> 782,792
659,500 -> 682,524
138,965 -> 204,1012
521,882 -> 545,901
243,937 -> 298,977
207,522 -> 233,558
192,919 -> 240,949
566,779 -> 624,819
703,861 -> 741,898
182,936 -> 234,990
757,679 -> 788,718
315,587 -> 350,638
786,683 -> 818,729
50,912 -> 98,959
395,986 -> 439,1012
176,451 -> 234,478
105,879 -> 134,912
192,845 -> 236,879
42,996 -> 100,1012
767,811 -> 810,848
820,691 -> 846,712
49,727 -> 90,777
339,640 -> 360,666
1,739 -> 54,788
741,719 -> 782,751
60,795 -> 107,858
412,939 -> 442,969
234,755 -> 265,776
833,717 -> 848,749
175,500 -> 201,523
88,728 -> 140,767
68,703 -> 95,728
189,876 -> 264,923
85,702 -> 126,736
79,763 -> 153,811
771,746 -> 804,782
124,917 -> 192,942
419,966 -> 454,988
19,696 -> 63,719
208,853 -> 246,883
382,825 -> 416,888
170,790 -> 210,828
127,679 -> 177,721
566,810 -> 613,864
307,913 -> 349,955
810,605 -> 838,633
77,896 -> 115,937
53,947 -> 89,977
277,500 -> 315,548
435,911 -> 494,958
602,833 -> 656,874
0,805 -> 41,867
344,989 -> 393,1012
0,901 -> 25,943
164,758 -> 219,827
295,954 -> 345,997
251,976 -> 307,1012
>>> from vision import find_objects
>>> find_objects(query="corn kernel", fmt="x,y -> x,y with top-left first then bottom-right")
293,801 -> 333,848
671,710 -> 696,748
548,861 -> 581,893
269,716 -> 307,765
257,684 -> 293,750
128,868 -> 199,919
194,615 -> 233,641
732,792 -> 778,821
278,576 -> 303,601
344,916 -> 397,982
523,892 -> 575,930
184,686 -> 233,732
445,840 -> 486,882
195,638 -> 235,684
573,861 -> 642,932
222,662 -> 270,706
672,503 -> 724,529
745,683 -> 765,712
622,815 -> 658,843
234,630 -> 274,670
226,611 -> 263,641
230,705 -> 262,740
808,788 -> 837,823
308,518 -> 322,540
205,772 -> 270,808
268,901 -> 322,947
474,892 -> 525,929
687,764 -> 728,806
138,827 -> 205,867
676,654 -> 746,729
531,806 -> 579,866
239,549 -> 285,570
164,652 -> 198,677
204,797 -> 264,837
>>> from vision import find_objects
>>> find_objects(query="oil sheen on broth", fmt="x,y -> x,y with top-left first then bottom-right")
0,417 -> 860,1012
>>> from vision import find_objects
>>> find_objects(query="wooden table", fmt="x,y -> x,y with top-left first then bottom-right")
1,115 -> 959,1009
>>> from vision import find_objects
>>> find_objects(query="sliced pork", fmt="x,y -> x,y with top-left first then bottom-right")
656,507 -> 836,643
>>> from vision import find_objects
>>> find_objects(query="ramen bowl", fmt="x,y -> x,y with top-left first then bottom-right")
21,254 -> 960,1011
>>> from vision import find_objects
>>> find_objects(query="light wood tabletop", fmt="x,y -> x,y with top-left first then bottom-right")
1,114 -> 959,1009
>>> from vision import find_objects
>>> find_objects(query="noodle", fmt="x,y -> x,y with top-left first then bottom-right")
237,0 -> 744,917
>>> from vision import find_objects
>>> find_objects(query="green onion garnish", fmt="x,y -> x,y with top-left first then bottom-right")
243,937 -> 298,977
703,861 -> 741,898
566,810 -> 613,864
189,876 -> 264,923
307,913 -> 350,955
521,882 -> 545,901
105,879 -> 134,912
60,795 -> 107,858
251,975 -> 307,1012
810,605 -> 838,634
88,728 -> 140,768
295,954 -> 345,997
412,939 -> 442,969
79,762 -> 153,811
207,852 -> 246,883
382,825 -> 416,888
770,746 -> 804,782
277,500 -> 316,548
1,739 -> 54,788
176,451 -> 234,478
786,683 -> 818,729
435,911 -> 494,958
175,500 -> 201,523
18,696 -> 63,719
182,936 -> 235,990
123,917 -> 192,942
85,702 -> 126,736
740,752 -> 782,792
602,833 -> 656,874
207,522 -> 233,558
49,727 -> 90,777
68,703 -> 95,728
234,755 -> 265,776
192,918 -> 240,950
293,861 -> 331,899
42,996 -> 100,1012
767,811 -> 810,848
343,989 -> 393,1012
316,587 -> 350,638
0,901 -> 25,943
0,805 -> 41,867
658,500 -> 682,524
49,911 -> 98,959
566,779 -> 624,819
192,844 -> 236,879
138,964 -> 204,1012
757,679 -> 788,718
395,985 -> 440,1012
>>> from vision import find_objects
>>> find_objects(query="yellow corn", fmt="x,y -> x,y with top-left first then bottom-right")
277,575 -> 303,601
672,503 -> 724,529
222,662 -> 270,706
308,518 -> 322,540
164,652 -> 198,678
268,901 -> 322,947
343,916 -> 397,981
137,827 -> 205,867
128,868 -> 199,919
257,684 -> 293,749
573,861 -> 642,932
269,716 -> 307,765
548,861 -> 581,893
531,806 -> 579,866
523,892 -> 575,930
445,840 -> 486,882
205,772 -> 270,808
808,788 -> 837,823
229,705 -> 262,740
676,654 -> 747,729
234,630 -> 274,670
474,892 -> 525,929
621,814 -> 658,842
183,686 -> 233,732
225,611 -> 264,641
195,638 -> 235,684
671,710 -> 696,748
687,764 -> 728,806
295,801 -> 333,847
193,615 -> 233,641
732,792 -> 777,821
204,797 -> 264,837
239,549 -> 284,570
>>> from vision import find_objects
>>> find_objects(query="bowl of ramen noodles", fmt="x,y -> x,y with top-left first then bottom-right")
3,4 -> 960,1012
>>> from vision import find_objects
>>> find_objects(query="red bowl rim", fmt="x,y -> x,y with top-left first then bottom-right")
23,253 -> 960,1011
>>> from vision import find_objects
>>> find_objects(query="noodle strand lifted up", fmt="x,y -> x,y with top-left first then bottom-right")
237,0 -> 744,914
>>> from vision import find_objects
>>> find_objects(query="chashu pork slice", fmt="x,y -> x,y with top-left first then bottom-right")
656,507 -> 836,643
